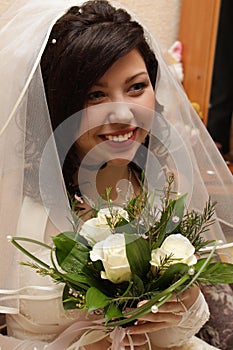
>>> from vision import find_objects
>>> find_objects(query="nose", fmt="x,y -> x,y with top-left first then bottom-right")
107,102 -> 134,125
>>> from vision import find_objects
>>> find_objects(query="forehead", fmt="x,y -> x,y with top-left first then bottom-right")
96,49 -> 147,83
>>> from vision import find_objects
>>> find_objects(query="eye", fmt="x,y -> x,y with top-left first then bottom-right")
87,90 -> 106,103
128,82 -> 148,96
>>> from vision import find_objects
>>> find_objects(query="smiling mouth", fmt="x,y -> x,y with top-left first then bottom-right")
103,130 -> 134,143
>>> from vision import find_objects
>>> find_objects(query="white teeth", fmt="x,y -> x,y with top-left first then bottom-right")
105,131 -> 133,142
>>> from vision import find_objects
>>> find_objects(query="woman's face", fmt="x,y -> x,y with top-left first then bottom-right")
75,49 -> 155,167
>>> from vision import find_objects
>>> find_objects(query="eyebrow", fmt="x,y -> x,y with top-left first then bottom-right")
125,71 -> 148,84
92,71 -> 148,88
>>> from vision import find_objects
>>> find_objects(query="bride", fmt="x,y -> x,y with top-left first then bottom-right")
0,1 -> 232,349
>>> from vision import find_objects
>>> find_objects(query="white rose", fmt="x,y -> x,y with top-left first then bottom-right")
79,207 -> 128,246
90,233 -> 131,284
79,217 -> 111,246
150,233 -> 197,268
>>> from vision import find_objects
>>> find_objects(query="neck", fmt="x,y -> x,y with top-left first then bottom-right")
96,164 -> 130,200
75,163 -> 140,206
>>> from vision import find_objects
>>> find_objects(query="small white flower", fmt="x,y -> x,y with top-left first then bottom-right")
74,194 -> 84,204
139,219 -> 145,226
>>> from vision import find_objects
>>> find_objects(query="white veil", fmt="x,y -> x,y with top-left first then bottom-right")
0,0 -> 233,314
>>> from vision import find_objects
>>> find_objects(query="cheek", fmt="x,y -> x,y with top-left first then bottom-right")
75,133 -> 90,160
143,90 -> 155,130
134,89 -> 155,126
81,107 -> 109,131
75,127 -> 97,149
145,89 -> 156,110
135,105 -> 155,134
76,134 -> 87,148
136,129 -> 149,146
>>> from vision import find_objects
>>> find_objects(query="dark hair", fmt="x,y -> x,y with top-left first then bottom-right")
41,0 -> 158,194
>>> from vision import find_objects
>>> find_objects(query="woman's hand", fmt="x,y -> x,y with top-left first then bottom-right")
111,286 -> 199,350
86,287 -> 199,349
124,286 -> 200,336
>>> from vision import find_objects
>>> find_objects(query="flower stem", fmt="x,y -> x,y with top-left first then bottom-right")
9,236 -> 52,270
106,274 -> 190,327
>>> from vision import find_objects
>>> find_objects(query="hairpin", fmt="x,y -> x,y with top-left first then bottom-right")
51,38 -> 57,45
78,8 -> 83,14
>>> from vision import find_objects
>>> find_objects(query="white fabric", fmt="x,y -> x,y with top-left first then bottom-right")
0,0 -> 232,349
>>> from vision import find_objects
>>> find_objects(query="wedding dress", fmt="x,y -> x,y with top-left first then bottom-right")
0,0 -> 232,349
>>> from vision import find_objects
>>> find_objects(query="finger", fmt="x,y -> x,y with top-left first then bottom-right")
138,311 -> 182,324
136,299 -> 186,315
170,285 -> 199,303
170,292 -> 189,303
151,300 -> 187,314
125,346 -> 147,350
125,320 -> 171,334
123,333 -> 148,346
170,287 -> 200,311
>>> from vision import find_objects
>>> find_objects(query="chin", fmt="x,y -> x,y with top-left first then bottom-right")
107,159 -> 132,167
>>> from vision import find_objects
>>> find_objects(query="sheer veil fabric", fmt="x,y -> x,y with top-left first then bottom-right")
0,0 -> 233,315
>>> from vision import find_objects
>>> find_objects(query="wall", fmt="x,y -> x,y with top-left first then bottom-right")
0,0 -> 181,50
117,0 -> 181,50
0,0 -> 11,15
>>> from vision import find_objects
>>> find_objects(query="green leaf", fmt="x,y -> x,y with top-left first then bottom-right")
194,257 -> 212,271
63,272 -> 93,287
104,303 -> 123,323
52,232 -> 89,273
198,261 -> 233,284
81,266 -> 116,293
150,263 -> 189,290
130,274 -> 145,296
124,234 -> 151,277
86,287 -> 111,312
114,217 -> 130,228
165,194 -> 187,233
115,221 -> 137,234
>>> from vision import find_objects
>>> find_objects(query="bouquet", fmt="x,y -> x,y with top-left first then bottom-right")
10,174 -> 233,328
